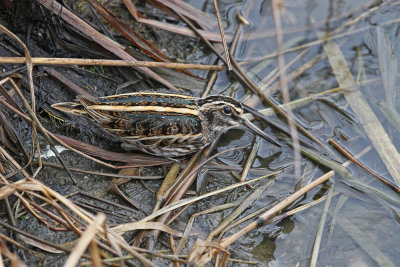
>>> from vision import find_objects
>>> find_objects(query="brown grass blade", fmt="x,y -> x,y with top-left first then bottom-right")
123,0 -> 228,42
64,213 -> 106,267
154,0 -> 217,30
38,0 -> 179,91
53,134 -> 171,166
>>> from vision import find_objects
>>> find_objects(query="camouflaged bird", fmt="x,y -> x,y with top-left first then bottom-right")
52,92 -> 279,157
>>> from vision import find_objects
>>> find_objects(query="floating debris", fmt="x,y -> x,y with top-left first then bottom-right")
35,145 -> 68,159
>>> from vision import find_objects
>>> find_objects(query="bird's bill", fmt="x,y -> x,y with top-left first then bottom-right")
242,118 -> 280,147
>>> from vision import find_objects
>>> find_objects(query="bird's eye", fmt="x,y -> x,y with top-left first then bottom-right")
223,106 -> 232,115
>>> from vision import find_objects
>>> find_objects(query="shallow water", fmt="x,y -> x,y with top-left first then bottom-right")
184,0 -> 400,266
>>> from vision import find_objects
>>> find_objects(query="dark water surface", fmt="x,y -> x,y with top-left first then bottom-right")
185,0 -> 400,266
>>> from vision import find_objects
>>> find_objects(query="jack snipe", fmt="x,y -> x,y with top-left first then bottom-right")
52,92 -> 279,157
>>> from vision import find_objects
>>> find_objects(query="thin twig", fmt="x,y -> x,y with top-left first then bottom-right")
220,171 -> 334,247
0,57 -> 223,70
310,184 -> 334,267
272,0 -> 301,179
212,0 -> 232,70
328,139 -> 400,192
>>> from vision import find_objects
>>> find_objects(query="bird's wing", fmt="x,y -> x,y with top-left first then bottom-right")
101,115 -> 204,146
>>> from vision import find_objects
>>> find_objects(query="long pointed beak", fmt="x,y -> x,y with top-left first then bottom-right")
242,118 -> 280,147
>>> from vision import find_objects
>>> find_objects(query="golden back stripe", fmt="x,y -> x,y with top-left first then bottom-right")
100,92 -> 196,100
88,105 -> 199,116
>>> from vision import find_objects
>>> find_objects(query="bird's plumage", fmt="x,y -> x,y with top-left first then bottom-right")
52,92 -> 278,157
